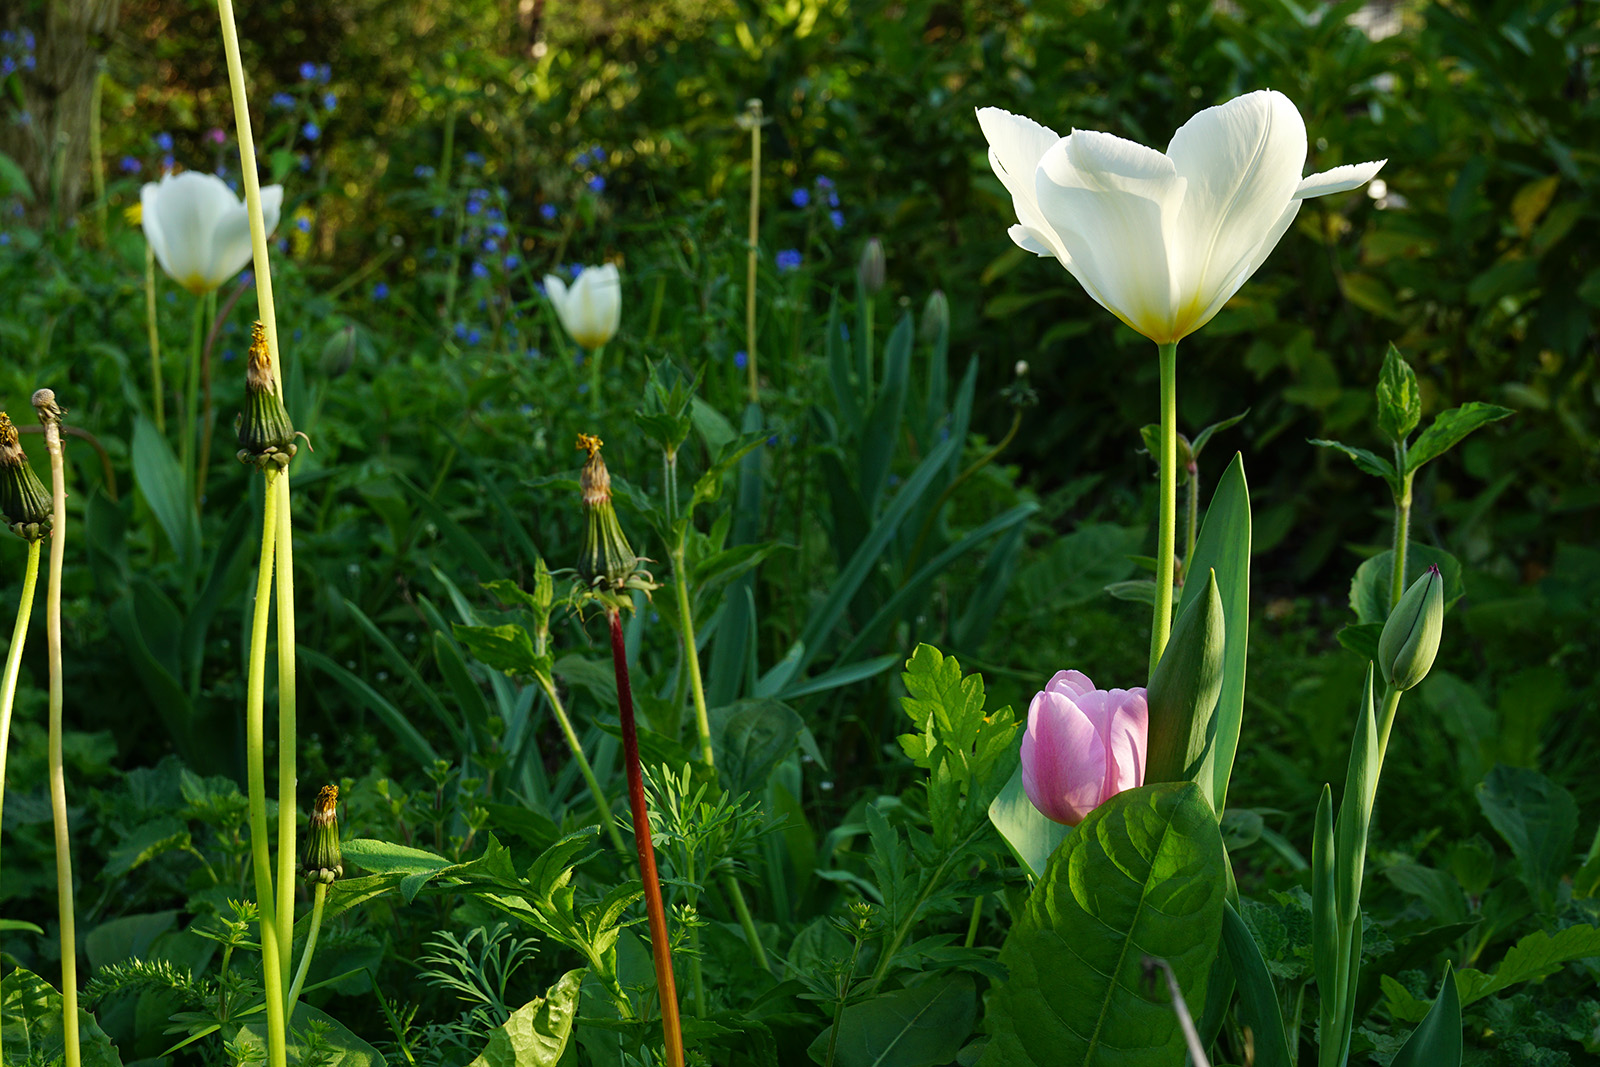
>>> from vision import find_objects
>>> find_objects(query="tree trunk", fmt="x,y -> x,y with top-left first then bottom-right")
0,0 -> 122,227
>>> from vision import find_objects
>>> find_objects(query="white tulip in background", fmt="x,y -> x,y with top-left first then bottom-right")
977,89 -> 1385,344
140,170 -> 283,295
544,264 -> 622,350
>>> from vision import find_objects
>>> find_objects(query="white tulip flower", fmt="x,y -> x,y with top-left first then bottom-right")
140,171 -> 283,295
544,264 -> 621,351
977,90 -> 1385,344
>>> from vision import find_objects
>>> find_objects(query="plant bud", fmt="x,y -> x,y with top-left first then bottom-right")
918,289 -> 948,345
237,322 -> 299,470
320,324 -> 357,379
1378,564 -> 1444,691
576,434 -> 642,592
0,412 -> 52,541
304,784 -> 343,884
857,237 -> 886,295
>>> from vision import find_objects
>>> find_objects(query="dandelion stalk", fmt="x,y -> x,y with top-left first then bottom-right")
575,435 -> 683,1066
608,607 -> 684,1067
740,99 -> 764,403
33,390 -> 79,1067
273,470 -> 298,986
143,244 -> 165,434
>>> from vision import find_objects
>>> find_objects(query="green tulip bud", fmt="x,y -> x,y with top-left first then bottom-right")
1378,565 -> 1444,690
857,237 -> 886,295
0,412 -> 52,542
918,289 -> 948,345
321,324 -> 357,379
304,784 -> 343,884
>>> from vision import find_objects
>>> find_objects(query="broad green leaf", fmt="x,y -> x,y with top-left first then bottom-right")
1474,765 -> 1578,913
454,622 -> 545,676
1335,622 -> 1383,661
1406,402 -> 1514,472
237,1002 -> 383,1067
1105,579 -> 1158,605
806,974 -> 976,1067
467,969 -> 583,1067
131,415 -> 200,574
340,838 -> 451,875
1190,410 -> 1249,458
1,966 -> 124,1067
1348,545 -> 1463,626
1309,438 -> 1397,486
1453,923 -> 1600,1006
979,783 -> 1228,1067
1221,903 -> 1291,1067
1176,454 -> 1251,813
0,149 -> 33,201
709,699 -> 803,795
1146,571 -> 1225,802
0,920 -> 43,935
103,819 -> 190,878
987,764 -> 1069,880
1391,963 -> 1462,1067
1376,344 -> 1422,443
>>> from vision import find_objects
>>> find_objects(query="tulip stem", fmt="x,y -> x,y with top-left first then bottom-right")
246,468 -> 289,1067
144,247 -> 165,434
273,471 -> 299,989
37,399 -> 79,1067
588,344 -> 605,416
1389,444 -> 1414,612
0,537 -> 42,1067
1150,341 -> 1179,676
1373,685 -> 1404,779
607,607 -> 685,1067
181,295 -> 207,492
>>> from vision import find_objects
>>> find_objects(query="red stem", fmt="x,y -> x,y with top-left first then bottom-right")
609,608 -> 684,1067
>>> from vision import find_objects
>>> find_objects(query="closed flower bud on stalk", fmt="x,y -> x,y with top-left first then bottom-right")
545,264 -> 621,350
919,289 -> 948,345
857,237 -> 886,294
304,784 -> 343,885
1379,565 -> 1443,691
576,434 -> 653,598
237,322 -> 299,469
0,412 -> 52,541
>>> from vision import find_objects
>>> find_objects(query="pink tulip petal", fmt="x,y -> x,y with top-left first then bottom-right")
1045,669 -> 1096,700
1022,690 -> 1104,825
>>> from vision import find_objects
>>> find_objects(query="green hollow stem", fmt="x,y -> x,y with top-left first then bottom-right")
144,247 -> 165,434
533,672 -> 629,858
41,413 -> 79,1067
273,472 -> 299,987
1374,686 -> 1405,779
181,296 -> 207,489
744,103 -> 762,403
0,538 -> 42,1065
668,536 -> 771,974
246,470 -> 289,1067
1150,340 -> 1179,675
684,850 -> 705,1018
1181,458 -> 1199,587
285,881 -> 326,1020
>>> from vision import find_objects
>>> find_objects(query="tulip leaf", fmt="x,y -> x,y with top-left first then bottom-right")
859,313 -> 914,510
987,764 -> 1069,880
1348,545 -> 1463,626
1146,571 -> 1225,805
1391,963 -> 1462,1067
1221,903 -> 1292,1067
1191,410 -> 1250,459
978,782 -> 1227,1067
1177,453 -> 1251,814
131,414 -> 201,575
1405,402 -> 1515,473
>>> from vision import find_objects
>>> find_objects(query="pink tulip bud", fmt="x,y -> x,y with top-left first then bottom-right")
1020,670 -> 1149,826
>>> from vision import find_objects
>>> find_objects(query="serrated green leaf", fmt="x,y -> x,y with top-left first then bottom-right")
1453,924 -> 1600,1006
1406,402 -> 1515,472
454,622 -> 545,676
1105,579 -> 1158,605
1309,438 -> 1397,486
979,783 -> 1228,1067
340,838 -> 451,875
1376,344 -> 1422,443
1475,765 -> 1578,914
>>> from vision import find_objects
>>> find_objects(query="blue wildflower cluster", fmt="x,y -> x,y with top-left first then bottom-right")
575,146 -> 608,195
299,62 -> 332,83
0,29 -> 37,78
790,175 -> 844,231
776,249 -> 803,272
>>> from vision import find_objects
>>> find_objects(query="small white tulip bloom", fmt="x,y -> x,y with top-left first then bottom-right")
140,171 -> 283,295
978,90 -> 1386,344
544,264 -> 621,350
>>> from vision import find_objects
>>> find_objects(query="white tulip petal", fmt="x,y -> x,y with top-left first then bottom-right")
210,186 -> 282,287
1183,199 -> 1302,336
546,267 -> 620,350
140,182 -> 172,280
977,107 -> 1070,262
1166,90 -> 1306,333
1295,158 -> 1387,199
1036,131 -> 1186,340
141,171 -> 265,293
1006,224 -> 1057,259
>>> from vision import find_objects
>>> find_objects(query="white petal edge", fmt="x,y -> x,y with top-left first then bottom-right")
1295,159 -> 1387,199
